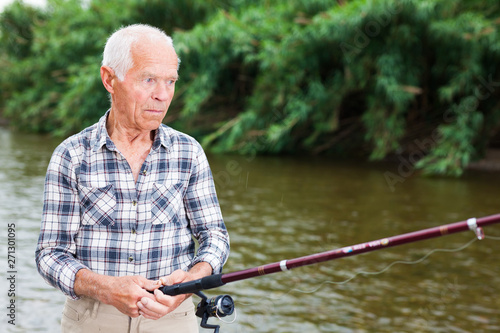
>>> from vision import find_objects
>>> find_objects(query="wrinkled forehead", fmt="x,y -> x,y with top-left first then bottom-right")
131,36 -> 176,58
130,39 -> 178,73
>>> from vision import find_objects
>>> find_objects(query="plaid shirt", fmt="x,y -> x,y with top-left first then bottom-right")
35,112 -> 229,299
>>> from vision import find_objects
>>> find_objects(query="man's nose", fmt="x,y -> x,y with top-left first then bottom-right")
152,83 -> 172,101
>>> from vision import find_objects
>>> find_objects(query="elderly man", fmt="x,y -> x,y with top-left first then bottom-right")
35,24 -> 230,332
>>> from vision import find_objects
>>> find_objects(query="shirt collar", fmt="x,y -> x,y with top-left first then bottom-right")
92,110 -> 171,152
152,124 -> 172,152
92,110 -> 114,152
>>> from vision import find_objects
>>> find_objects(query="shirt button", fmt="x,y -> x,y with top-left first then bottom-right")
132,200 -> 137,206
128,256 -> 134,262
142,170 -> 147,176
131,229 -> 136,234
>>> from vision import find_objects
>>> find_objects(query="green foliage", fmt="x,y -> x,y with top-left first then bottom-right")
0,0 -> 226,134
0,0 -> 43,59
176,0 -> 500,175
1,0 -> 500,176
1,0 -> 129,133
415,97 -> 484,176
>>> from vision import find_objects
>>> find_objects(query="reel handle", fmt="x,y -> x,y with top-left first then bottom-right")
159,273 -> 225,296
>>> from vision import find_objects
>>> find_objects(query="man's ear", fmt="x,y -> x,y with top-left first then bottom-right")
100,66 -> 115,94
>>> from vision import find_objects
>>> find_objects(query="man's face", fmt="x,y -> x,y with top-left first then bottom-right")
111,39 -> 179,133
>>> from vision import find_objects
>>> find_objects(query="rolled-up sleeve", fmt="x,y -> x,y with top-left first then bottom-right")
186,145 -> 230,274
35,144 -> 87,299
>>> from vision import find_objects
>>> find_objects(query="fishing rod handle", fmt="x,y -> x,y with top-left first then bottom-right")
159,273 -> 225,296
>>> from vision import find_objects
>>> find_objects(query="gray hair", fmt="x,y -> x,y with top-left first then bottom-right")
102,24 -> 180,81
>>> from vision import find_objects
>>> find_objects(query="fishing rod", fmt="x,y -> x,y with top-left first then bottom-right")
160,213 -> 500,332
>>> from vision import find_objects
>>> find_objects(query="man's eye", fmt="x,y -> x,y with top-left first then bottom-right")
145,78 -> 154,83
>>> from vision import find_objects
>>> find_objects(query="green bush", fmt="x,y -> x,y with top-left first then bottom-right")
1,0 -> 500,176
0,0 -> 225,134
175,0 -> 500,175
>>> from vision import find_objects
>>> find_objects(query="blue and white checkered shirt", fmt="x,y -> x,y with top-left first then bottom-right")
35,112 -> 230,299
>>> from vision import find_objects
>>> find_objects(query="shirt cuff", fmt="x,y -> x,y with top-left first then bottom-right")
191,253 -> 226,275
58,261 -> 89,300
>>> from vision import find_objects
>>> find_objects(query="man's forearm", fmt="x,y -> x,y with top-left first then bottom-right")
188,262 -> 213,280
74,269 -> 111,301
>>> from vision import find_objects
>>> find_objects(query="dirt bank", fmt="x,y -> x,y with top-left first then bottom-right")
467,149 -> 500,171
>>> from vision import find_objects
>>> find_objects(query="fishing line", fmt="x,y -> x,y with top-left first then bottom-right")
236,234 -> 499,306
212,233 -> 500,332
485,234 -> 500,240
216,308 -> 237,323
287,237 -> 479,295
158,215 -> 500,333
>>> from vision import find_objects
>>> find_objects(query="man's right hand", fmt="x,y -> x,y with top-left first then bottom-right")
74,269 -> 160,317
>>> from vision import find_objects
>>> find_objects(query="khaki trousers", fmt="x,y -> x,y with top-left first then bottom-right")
61,296 -> 199,333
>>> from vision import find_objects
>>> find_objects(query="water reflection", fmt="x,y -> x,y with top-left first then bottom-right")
208,154 -> 500,333
0,128 -> 66,332
1,127 -> 499,332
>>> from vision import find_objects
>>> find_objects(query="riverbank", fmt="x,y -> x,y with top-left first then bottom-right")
2,116 -> 499,172
468,149 -> 500,171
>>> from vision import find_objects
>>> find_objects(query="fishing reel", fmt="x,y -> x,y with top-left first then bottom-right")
194,291 -> 235,333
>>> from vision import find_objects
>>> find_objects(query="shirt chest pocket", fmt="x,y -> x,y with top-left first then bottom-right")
78,184 -> 117,226
151,183 -> 184,225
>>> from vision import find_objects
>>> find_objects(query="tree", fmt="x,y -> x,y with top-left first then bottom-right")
174,0 -> 500,175
1,0 -> 499,176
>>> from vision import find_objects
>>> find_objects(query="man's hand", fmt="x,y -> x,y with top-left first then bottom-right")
74,269 -> 160,317
99,275 -> 160,317
137,262 -> 213,320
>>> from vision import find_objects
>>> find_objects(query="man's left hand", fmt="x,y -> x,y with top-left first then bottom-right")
137,262 -> 213,320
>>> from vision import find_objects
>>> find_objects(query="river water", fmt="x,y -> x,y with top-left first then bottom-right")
1,126 -> 499,333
